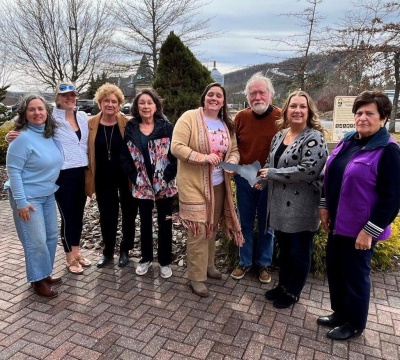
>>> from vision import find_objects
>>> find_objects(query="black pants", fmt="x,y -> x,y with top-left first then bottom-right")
138,197 -> 173,266
276,230 -> 314,297
55,167 -> 86,253
326,233 -> 375,330
95,174 -> 137,257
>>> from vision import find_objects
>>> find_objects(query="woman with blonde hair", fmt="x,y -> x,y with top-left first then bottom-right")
86,83 -> 136,268
258,90 -> 328,308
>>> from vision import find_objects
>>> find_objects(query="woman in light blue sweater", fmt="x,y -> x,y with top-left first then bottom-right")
5,94 -> 63,298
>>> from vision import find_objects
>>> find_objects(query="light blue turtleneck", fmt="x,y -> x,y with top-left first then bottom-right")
5,123 -> 63,209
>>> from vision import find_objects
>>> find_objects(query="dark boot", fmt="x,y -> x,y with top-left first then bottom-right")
118,252 -> 129,268
97,255 -> 113,268
32,276 -> 62,288
32,279 -> 58,298
44,276 -> 62,285
317,312 -> 345,328
265,285 -> 284,301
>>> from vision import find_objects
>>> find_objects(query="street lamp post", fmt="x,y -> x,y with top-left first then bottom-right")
69,26 -> 77,81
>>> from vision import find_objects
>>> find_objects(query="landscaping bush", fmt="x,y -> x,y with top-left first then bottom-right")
311,217 -> 400,275
221,216 -> 400,276
0,122 -> 13,165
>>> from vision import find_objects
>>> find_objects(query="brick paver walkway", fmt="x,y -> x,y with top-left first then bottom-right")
0,201 -> 399,359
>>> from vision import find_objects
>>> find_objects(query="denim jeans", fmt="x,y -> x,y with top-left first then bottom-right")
234,175 -> 274,267
9,191 -> 58,283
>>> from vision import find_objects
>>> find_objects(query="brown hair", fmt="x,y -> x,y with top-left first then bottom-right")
131,88 -> 164,121
15,94 -> 57,138
200,82 -> 234,134
352,90 -> 392,121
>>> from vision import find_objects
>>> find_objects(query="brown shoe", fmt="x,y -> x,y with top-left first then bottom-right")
44,276 -> 62,285
31,276 -> 62,288
259,267 -> 272,284
190,281 -> 209,297
32,279 -> 58,298
207,266 -> 222,279
230,265 -> 251,280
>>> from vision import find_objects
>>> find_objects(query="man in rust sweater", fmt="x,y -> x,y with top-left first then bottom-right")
231,72 -> 281,283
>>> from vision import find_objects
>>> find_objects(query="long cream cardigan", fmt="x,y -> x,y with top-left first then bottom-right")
171,107 -> 243,246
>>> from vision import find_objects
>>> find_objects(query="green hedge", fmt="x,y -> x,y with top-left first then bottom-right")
221,216 -> 400,275
0,122 -> 13,165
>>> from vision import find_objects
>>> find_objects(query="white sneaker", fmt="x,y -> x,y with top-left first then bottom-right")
160,265 -> 172,279
136,261 -> 151,276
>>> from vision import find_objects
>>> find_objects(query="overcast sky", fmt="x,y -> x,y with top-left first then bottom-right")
197,0 -> 353,74
6,0 -> 359,91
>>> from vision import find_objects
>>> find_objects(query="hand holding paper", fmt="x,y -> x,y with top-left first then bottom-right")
219,160 -> 262,187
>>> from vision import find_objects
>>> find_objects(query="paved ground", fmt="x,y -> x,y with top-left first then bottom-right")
0,201 -> 400,360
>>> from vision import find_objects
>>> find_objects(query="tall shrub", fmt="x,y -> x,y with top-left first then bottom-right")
153,31 -> 213,123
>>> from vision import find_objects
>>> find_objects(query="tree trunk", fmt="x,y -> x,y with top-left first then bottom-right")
388,52 -> 400,133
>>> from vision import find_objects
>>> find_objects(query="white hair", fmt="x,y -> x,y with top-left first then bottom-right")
245,72 -> 275,99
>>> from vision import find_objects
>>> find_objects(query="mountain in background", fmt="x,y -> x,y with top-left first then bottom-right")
223,53 -> 344,110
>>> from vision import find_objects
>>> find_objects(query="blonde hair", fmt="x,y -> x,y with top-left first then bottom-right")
94,83 -> 124,105
276,90 -> 324,133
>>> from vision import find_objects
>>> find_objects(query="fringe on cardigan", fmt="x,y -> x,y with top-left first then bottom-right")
177,218 -> 244,247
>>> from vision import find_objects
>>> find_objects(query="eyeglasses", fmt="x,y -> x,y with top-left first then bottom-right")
58,84 -> 75,91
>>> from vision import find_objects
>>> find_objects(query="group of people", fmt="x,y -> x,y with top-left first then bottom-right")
5,73 -> 400,342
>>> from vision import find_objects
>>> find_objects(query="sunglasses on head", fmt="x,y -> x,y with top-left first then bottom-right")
59,84 -> 75,91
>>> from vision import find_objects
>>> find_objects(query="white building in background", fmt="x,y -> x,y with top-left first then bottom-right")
211,61 -> 224,86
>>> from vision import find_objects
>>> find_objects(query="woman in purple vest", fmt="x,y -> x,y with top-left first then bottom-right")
317,90 -> 400,340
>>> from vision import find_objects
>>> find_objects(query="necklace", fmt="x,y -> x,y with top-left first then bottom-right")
103,124 -> 115,160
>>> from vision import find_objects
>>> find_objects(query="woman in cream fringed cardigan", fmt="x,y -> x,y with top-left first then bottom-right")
171,83 -> 243,297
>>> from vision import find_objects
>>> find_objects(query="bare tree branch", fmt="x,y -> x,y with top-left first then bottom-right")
0,0 -> 117,91
326,0 -> 400,131
258,0 -> 324,91
113,0 -> 215,74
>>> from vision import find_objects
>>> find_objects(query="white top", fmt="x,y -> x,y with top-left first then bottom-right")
52,108 -> 89,170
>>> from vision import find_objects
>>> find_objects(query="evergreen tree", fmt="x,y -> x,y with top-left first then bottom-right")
153,32 -> 213,123
86,72 -> 108,99
0,84 -> 10,124
0,84 -> 9,102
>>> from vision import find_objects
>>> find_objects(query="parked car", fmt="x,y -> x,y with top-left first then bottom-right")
77,99 -> 96,114
121,103 -> 132,115
10,103 -> 20,112
0,103 -> 7,118
91,103 -> 100,116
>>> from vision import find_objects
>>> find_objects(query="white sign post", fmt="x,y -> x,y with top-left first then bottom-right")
332,96 -> 357,142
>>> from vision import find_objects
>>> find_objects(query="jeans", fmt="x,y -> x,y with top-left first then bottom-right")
9,191 -> 58,283
275,230 -> 314,297
234,174 -> 274,267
